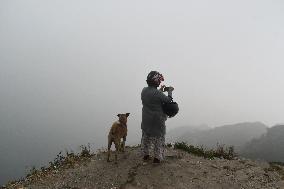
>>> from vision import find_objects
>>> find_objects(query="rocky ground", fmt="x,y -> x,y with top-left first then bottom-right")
5,146 -> 284,189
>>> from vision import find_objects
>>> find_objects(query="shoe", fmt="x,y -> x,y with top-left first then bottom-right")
153,158 -> 160,163
143,155 -> 150,161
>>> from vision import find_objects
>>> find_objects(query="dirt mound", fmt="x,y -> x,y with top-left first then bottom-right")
9,147 -> 284,189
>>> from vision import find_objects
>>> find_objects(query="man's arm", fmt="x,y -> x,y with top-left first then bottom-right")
157,87 -> 174,103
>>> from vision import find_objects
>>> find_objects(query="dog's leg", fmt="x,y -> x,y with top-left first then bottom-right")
114,140 -> 119,164
107,138 -> 112,162
121,136 -> 126,152
118,139 -> 123,152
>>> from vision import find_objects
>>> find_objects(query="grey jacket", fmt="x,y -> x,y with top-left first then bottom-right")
141,86 -> 172,137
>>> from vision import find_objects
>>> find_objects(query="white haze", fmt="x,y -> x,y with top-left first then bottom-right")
0,0 -> 284,185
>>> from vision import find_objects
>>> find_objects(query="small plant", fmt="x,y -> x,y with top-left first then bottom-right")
215,144 -> 236,160
174,142 -> 237,160
28,166 -> 38,176
49,151 -> 65,168
166,143 -> 173,148
80,143 -> 92,158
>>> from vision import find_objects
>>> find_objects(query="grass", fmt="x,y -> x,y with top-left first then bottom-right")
173,142 -> 237,160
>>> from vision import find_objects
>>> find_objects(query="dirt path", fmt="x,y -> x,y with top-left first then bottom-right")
22,147 -> 284,189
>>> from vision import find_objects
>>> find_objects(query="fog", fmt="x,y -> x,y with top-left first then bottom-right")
1,0 -> 284,185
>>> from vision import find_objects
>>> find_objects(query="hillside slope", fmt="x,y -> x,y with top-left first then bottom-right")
7,146 -> 284,189
241,125 -> 284,162
169,122 -> 267,151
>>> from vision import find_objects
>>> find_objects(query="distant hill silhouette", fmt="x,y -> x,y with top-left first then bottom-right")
166,124 -> 210,143
167,122 -> 268,152
241,125 -> 284,162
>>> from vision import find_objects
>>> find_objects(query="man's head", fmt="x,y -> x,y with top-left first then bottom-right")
146,71 -> 164,88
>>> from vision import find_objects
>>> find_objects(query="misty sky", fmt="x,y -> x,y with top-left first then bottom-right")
1,0 -> 284,138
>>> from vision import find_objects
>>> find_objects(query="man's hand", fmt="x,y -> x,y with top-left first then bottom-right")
160,85 -> 166,91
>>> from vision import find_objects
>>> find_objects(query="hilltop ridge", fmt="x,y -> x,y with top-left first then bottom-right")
5,145 -> 284,189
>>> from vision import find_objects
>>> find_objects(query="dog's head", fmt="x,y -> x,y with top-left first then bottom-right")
117,113 -> 130,125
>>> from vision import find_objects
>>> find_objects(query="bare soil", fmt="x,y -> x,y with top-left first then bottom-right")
11,147 -> 284,189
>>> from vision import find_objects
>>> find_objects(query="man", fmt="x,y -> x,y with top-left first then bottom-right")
141,71 -> 174,163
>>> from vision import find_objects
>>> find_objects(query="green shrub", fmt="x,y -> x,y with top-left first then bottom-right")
173,142 -> 237,160
80,144 -> 92,158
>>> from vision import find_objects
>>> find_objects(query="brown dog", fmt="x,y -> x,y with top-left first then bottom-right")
107,113 -> 130,163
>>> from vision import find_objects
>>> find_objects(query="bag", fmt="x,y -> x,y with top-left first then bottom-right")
162,100 -> 179,118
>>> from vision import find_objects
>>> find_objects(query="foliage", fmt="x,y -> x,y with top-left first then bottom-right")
174,142 -> 237,160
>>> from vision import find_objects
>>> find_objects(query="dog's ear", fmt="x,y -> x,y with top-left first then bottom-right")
126,113 -> 130,117
117,114 -> 121,117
